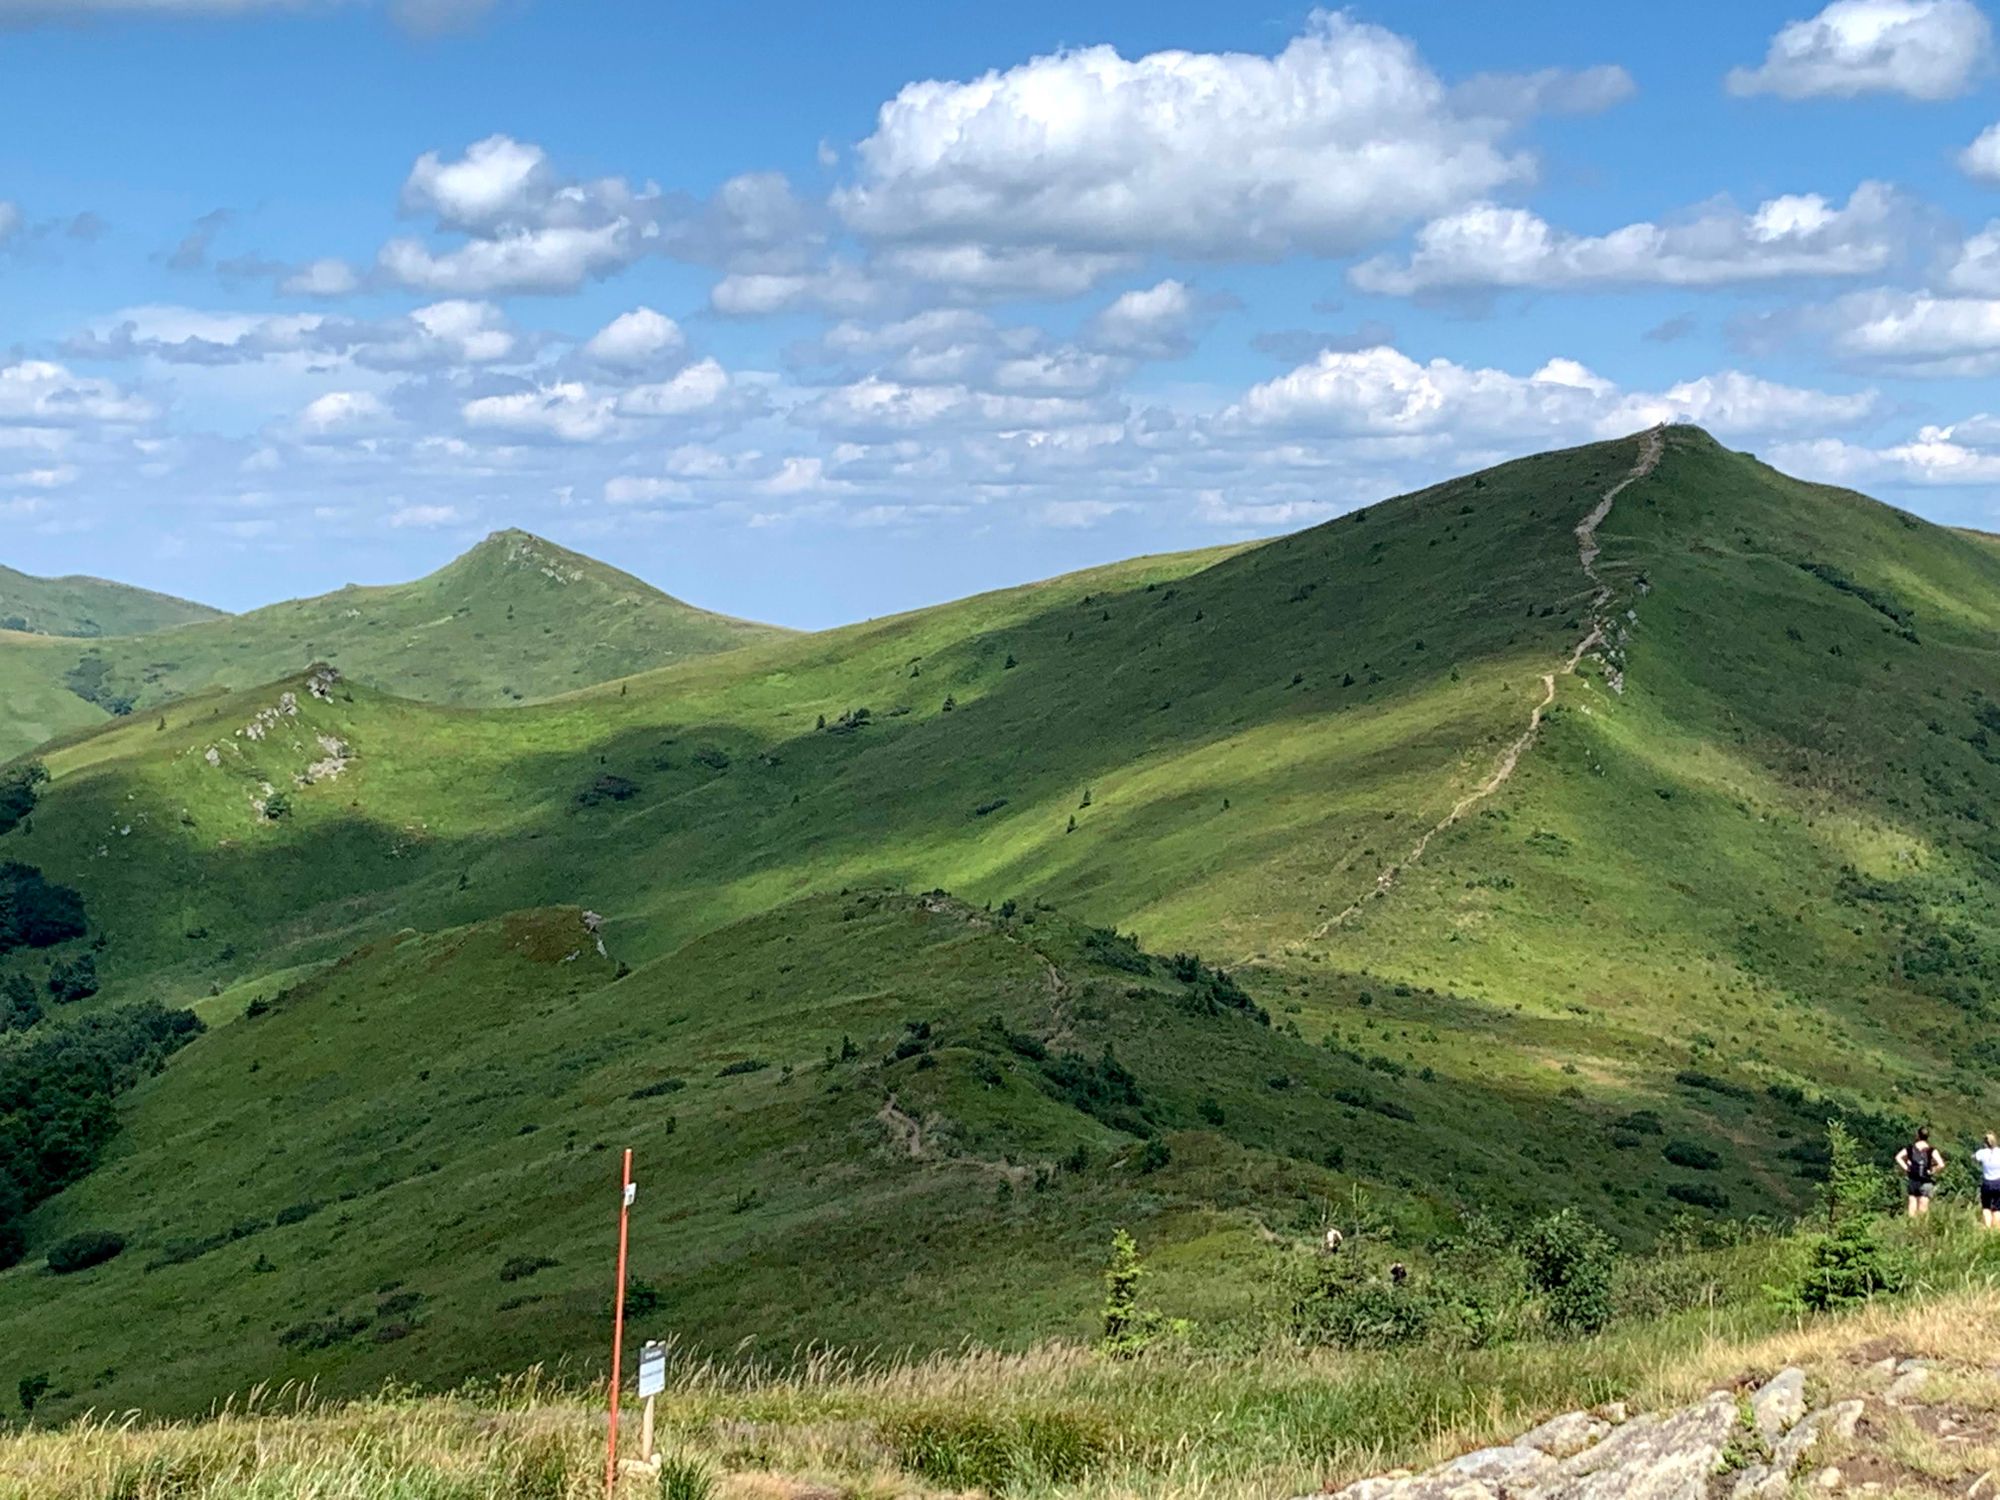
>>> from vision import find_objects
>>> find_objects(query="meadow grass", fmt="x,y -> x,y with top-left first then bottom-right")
10,1220 -> 2000,1500
0,631 -> 111,760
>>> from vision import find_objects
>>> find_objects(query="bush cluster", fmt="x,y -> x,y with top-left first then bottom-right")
1080,928 -> 1149,974
1041,1047 -> 1146,1134
0,971 -> 43,1033
1167,952 -> 1270,1024
47,953 -> 98,1002
0,861 -> 87,956
1519,1209 -> 1617,1335
0,1001 -> 204,1266
46,1229 -> 125,1274
0,762 -> 47,838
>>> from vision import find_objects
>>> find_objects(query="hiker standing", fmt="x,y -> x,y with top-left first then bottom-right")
1977,1133 -> 2000,1229
1896,1127 -> 1945,1217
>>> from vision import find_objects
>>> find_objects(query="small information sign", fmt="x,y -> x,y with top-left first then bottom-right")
637,1342 -> 667,1399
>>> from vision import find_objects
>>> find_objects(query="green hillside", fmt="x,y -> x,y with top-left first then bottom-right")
0,896 -> 1387,1416
0,530 -> 784,762
56,529 -> 787,713
5,426 -> 2000,1418
0,632 -> 109,751
0,563 -> 221,641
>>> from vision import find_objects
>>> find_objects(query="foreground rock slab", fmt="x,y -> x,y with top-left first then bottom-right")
1313,1363 -> 1872,1500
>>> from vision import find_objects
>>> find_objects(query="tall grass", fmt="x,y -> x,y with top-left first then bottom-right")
12,1222 -> 2000,1500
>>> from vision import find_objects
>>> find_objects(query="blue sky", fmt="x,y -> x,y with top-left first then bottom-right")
5,0 -> 2000,627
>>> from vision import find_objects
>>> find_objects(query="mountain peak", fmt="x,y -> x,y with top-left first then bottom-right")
454,528 -> 605,574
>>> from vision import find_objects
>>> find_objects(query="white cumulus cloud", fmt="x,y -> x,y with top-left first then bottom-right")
583,306 -> 684,368
458,358 -> 739,443
1962,124 -> 2000,182
1815,288 -> 2000,371
1614,370 -> 1879,432
1772,415 -> 2000,485
462,382 -> 617,443
0,360 -> 157,425
1352,183 -> 1906,294
402,299 -> 515,364
68,301 -> 518,372
1085,280 -> 1206,358
1224,345 -> 1872,440
798,376 -> 1113,439
379,223 -> 642,297
876,245 -> 1136,299
1942,222 -> 2000,293
401,135 -> 551,232
295,390 -> 390,435
710,265 -> 879,317
1726,0 -> 1992,100
833,12 -> 1622,265
615,358 -> 733,418
281,258 -> 360,297
379,135 -> 660,296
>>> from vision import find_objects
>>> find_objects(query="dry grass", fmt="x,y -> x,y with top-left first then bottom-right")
14,1283 -> 2000,1500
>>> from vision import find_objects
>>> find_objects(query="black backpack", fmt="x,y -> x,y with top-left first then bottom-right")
1908,1143 -> 1935,1181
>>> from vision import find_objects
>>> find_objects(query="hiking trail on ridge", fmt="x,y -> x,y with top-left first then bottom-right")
1308,425 -> 1666,940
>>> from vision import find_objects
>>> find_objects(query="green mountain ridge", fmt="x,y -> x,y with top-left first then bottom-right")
4,426 -> 2000,1419
0,562 -> 222,640
0,530 -> 787,761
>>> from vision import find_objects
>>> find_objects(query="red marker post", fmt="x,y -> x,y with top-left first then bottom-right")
605,1148 -> 635,1499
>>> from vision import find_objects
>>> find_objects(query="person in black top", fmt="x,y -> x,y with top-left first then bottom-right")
1895,1127 -> 1945,1217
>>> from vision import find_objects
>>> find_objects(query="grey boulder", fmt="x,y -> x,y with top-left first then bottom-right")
1749,1367 -> 1805,1440
1549,1391 -> 1738,1500
1516,1412 -> 1609,1460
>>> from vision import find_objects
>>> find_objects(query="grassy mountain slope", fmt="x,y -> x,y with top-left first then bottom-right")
46,530 -> 785,717
1310,433 -> 2000,1209
0,531 -> 785,762
0,894 -> 1413,1416
0,632 -> 109,751
0,563 -> 221,640
6,427 -> 2000,1415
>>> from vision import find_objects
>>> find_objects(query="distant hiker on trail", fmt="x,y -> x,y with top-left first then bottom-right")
1896,1128 -> 1944,1217
1977,1133 -> 2000,1229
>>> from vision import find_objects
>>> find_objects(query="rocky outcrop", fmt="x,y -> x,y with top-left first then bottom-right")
297,733 -> 350,786
1311,1367 -> 1859,1500
1516,1413 -> 1608,1460
1748,1367 -> 1804,1441
1732,1399 -> 1863,1498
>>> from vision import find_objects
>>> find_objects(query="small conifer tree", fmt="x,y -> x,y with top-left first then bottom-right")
1100,1228 -> 1147,1357
1774,1120 -> 1904,1313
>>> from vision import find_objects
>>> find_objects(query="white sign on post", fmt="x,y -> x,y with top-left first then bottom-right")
637,1342 -> 667,1399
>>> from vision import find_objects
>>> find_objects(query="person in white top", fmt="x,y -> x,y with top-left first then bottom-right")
1976,1132 -> 2000,1229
